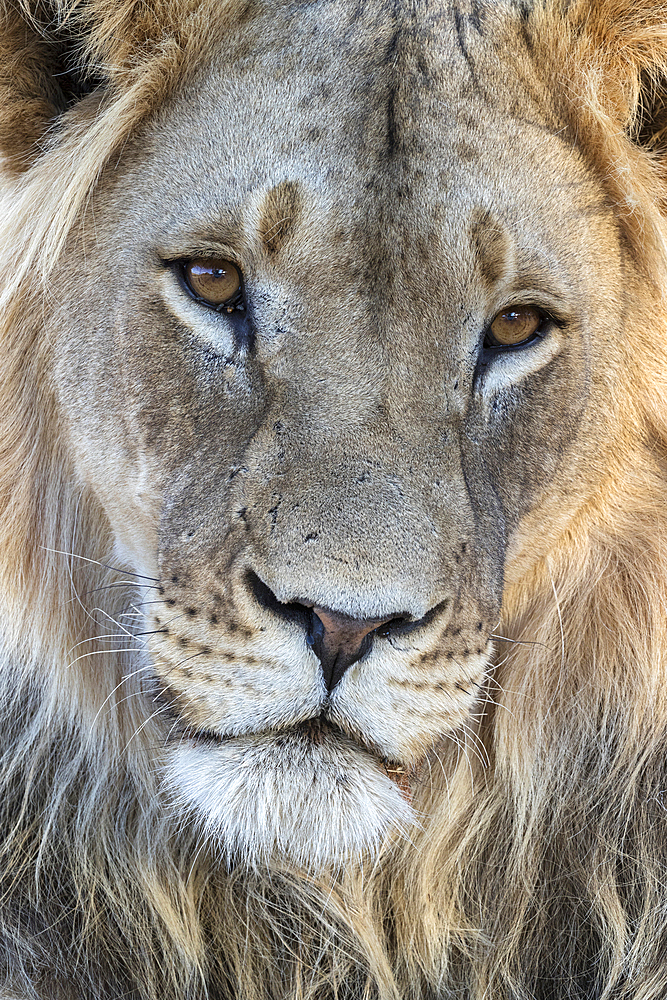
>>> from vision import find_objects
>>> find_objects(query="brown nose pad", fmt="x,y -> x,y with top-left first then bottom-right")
309,607 -> 394,692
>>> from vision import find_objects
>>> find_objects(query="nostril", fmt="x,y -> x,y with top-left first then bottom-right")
246,570 -> 311,630
374,615 -> 409,637
307,608 -> 325,648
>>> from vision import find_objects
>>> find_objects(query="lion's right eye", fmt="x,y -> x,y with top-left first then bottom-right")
180,258 -> 244,313
484,306 -> 545,349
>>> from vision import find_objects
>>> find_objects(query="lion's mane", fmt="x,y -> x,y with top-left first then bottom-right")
2,2 -> 667,998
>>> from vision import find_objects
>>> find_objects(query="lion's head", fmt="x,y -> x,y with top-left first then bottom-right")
2,1 -> 667,997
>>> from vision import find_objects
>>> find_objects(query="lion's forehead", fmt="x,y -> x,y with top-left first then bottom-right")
105,0 -> 610,318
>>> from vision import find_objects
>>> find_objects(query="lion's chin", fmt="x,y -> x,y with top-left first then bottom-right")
164,726 -> 417,872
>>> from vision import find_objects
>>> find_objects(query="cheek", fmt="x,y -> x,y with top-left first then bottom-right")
115,303 -> 267,463
465,346 -> 592,534
53,292 -> 268,521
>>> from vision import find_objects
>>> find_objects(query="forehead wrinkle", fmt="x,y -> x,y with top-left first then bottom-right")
258,179 -> 303,257
469,207 -> 514,287
467,207 -> 578,310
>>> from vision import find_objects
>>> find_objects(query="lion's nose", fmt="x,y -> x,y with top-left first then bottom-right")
309,606 -> 396,692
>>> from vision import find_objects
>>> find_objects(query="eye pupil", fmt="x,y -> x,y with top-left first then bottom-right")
182,258 -> 243,309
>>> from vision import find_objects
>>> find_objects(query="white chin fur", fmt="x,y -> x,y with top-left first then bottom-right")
165,730 -> 416,872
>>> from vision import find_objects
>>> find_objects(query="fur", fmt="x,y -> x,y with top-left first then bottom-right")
2,1 -> 667,998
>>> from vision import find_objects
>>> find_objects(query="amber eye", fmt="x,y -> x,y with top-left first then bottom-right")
181,258 -> 243,312
485,306 -> 544,348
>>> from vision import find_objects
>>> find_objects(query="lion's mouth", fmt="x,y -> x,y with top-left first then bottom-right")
182,716 -> 416,802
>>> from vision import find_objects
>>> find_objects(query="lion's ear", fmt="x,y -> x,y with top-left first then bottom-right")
564,1 -> 667,142
634,73 -> 667,155
0,6 -> 73,173
548,1 -> 667,270
0,0 -> 213,175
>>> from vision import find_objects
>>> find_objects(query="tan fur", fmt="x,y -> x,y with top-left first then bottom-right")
2,2 -> 667,998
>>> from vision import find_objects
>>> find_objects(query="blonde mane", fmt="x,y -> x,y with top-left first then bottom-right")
2,2 -> 667,997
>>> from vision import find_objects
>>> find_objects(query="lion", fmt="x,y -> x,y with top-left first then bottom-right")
1,0 -> 667,996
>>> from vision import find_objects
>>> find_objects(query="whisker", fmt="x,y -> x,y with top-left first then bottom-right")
489,633 -> 550,649
94,607 -> 143,639
458,722 -> 490,769
122,701 -> 182,753
67,632 -> 141,655
41,546 -> 159,582
445,733 -> 475,789
81,581 -> 161,597
66,647 -> 145,669
91,664 -> 155,728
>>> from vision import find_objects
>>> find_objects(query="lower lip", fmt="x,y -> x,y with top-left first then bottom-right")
183,719 -> 416,802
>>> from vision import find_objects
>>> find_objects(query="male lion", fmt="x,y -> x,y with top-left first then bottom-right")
2,0 -> 667,997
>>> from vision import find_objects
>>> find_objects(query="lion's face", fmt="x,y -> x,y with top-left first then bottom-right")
51,1 -> 627,868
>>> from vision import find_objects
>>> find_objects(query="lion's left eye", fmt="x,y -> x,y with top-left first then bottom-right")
484,306 -> 545,348
180,258 -> 245,313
